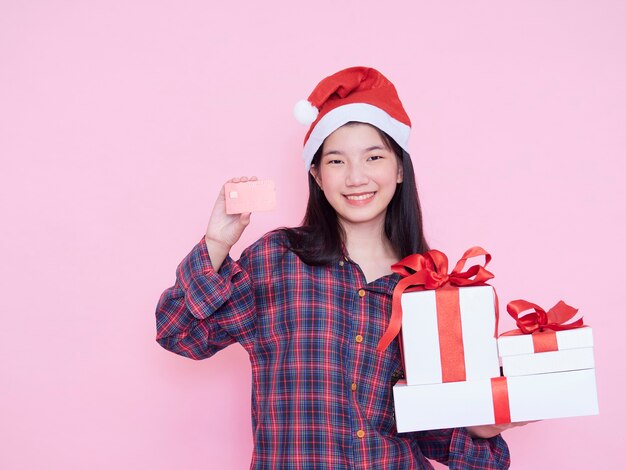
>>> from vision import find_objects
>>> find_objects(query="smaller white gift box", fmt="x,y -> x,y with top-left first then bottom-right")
400,285 -> 500,385
393,368 -> 599,433
498,327 -> 595,377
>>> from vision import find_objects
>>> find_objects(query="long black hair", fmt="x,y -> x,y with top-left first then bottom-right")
281,123 -> 429,265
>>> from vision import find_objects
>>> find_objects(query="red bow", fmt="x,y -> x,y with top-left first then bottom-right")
377,247 -> 494,352
505,299 -> 584,335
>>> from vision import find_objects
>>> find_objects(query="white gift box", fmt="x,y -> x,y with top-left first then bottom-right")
498,327 -> 594,377
393,369 -> 599,433
400,285 -> 500,385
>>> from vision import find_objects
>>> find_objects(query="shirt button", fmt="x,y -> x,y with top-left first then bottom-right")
355,334 -> 363,343
351,383 -> 357,391
339,260 -> 344,266
358,289 -> 366,297
357,430 -> 365,438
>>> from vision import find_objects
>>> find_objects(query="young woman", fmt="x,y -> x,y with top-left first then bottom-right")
156,67 -> 516,469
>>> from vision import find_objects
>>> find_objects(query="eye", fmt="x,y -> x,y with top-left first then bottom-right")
326,159 -> 344,165
368,155 -> 384,161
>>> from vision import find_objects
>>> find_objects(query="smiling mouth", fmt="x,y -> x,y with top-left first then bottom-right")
344,192 -> 376,201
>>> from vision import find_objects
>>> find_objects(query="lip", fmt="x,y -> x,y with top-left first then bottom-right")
343,191 -> 376,206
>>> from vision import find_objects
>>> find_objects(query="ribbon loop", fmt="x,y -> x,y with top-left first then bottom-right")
506,299 -> 584,335
452,246 -> 492,274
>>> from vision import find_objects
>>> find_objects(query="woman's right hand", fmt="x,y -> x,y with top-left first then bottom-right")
204,176 -> 256,269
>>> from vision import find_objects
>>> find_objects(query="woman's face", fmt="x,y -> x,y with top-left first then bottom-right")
310,123 -> 403,230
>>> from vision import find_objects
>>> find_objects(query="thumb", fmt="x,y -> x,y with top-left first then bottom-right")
239,212 -> 252,226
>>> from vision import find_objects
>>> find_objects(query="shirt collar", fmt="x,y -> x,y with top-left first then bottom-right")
340,256 -> 402,296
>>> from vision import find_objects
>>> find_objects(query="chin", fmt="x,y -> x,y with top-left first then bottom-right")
338,210 -> 387,226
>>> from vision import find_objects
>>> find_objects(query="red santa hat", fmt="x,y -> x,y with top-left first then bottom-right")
294,66 -> 412,170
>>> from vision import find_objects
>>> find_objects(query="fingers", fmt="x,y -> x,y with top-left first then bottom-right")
220,176 -> 258,196
495,420 -> 538,432
229,176 -> 259,184
510,420 -> 539,427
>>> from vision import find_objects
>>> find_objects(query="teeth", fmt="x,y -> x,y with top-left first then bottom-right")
346,193 -> 374,201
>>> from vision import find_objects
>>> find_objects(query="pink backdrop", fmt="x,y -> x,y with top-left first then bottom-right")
2,1 -> 624,468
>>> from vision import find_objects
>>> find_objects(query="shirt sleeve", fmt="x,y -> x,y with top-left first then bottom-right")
415,428 -> 510,469
155,236 -> 258,359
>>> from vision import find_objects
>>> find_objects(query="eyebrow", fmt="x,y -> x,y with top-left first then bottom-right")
322,145 -> 388,157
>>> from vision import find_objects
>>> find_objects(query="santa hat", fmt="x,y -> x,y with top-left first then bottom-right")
294,66 -> 411,170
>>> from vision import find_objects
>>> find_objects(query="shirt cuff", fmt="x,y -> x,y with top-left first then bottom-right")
448,427 -> 510,469
175,236 -> 243,319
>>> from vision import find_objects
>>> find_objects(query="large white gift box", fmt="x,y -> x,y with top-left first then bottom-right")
393,369 -> 599,433
400,285 -> 500,385
498,327 -> 595,377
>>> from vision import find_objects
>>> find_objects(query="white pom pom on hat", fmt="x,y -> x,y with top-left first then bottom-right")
293,99 -> 319,125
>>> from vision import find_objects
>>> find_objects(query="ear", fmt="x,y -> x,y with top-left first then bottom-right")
310,164 -> 323,190
396,163 -> 404,184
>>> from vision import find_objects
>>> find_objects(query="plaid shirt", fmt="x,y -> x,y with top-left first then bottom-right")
156,230 -> 510,469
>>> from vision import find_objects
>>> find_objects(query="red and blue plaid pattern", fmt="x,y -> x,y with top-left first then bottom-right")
156,231 -> 510,469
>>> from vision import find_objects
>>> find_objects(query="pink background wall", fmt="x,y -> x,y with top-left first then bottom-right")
2,1 -> 624,468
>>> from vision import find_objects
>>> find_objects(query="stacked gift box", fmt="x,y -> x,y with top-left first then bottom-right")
377,247 -> 599,433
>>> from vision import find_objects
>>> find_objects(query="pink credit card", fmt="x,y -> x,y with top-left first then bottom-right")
224,180 -> 277,214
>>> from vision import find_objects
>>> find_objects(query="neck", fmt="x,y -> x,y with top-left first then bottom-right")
341,217 -> 397,262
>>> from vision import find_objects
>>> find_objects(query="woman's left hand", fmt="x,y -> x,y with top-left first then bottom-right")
465,421 -> 535,439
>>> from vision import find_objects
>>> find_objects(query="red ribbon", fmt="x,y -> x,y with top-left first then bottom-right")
436,287 -> 465,382
501,300 -> 584,353
491,377 -> 511,424
377,246 -> 495,353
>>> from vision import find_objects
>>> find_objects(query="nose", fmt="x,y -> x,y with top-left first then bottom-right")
345,162 -> 369,186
